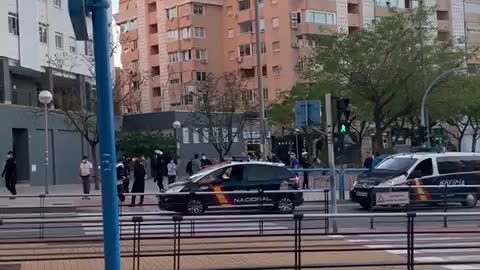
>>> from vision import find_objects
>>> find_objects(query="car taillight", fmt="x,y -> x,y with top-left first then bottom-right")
290,176 -> 300,187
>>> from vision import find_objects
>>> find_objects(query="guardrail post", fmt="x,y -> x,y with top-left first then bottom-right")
324,189 -> 329,233
173,214 -> 183,270
407,212 -> 416,270
406,182 -> 412,212
132,216 -> 143,270
39,194 -> 45,239
443,183 -> 448,228
294,213 -> 304,270
338,170 -> 345,200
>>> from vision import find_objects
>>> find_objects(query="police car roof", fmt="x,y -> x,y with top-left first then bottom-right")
227,161 -> 286,167
391,152 -> 480,159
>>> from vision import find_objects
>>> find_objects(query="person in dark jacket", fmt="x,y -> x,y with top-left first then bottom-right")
116,163 -> 126,203
2,151 -> 17,196
153,150 -> 165,191
300,152 -> 310,189
201,153 -> 212,169
130,156 -> 146,206
122,156 -> 131,192
186,159 -> 193,176
363,152 -> 373,169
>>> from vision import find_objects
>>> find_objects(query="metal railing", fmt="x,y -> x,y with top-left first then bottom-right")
1,212 -> 480,269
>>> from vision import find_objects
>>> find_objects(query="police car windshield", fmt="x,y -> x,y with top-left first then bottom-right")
375,157 -> 418,172
189,163 -> 229,181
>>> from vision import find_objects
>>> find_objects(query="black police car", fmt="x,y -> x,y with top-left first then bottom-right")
158,161 -> 304,214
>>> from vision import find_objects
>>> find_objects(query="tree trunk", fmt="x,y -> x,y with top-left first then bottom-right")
90,143 -> 99,190
472,129 -> 478,153
372,130 -> 384,153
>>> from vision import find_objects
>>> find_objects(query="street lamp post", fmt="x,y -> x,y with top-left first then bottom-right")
38,90 -> 53,194
172,121 -> 181,161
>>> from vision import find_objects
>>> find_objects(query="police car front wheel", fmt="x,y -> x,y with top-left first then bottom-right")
461,192 -> 478,208
187,197 -> 205,215
276,197 -> 294,214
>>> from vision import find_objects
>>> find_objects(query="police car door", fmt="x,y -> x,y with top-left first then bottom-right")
436,156 -> 478,203
209,165 -> 246,207
407,158 -> 435,203
242,164 -> 276,206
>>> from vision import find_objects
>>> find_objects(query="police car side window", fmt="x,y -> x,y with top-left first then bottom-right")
412,158 -> 433,177
438,156 -> 480,174
245,165 -> 276,181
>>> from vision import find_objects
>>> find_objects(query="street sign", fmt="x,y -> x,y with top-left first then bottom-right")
295,100 -> 321,128
376,192 -> 410,206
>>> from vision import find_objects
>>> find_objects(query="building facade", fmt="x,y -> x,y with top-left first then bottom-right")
115,0 -> 480,114
0,0 -> 113,186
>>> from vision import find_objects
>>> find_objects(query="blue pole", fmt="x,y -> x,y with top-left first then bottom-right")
91,1 -> 120,270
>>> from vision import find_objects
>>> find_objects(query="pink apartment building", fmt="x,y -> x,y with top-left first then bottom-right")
114,0 -> 480,114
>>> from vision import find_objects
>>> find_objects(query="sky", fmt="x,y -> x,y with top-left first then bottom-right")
112,1 -> 119,12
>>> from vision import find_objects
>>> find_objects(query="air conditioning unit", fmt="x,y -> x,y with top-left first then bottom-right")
200,59 -> 208,64
291,20 -> 298,29
186,85 -> 196,94
236,56 -> 243,63
290,11 -> 299,29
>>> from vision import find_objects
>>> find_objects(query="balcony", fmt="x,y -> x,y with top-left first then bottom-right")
436,0 -> 449,11
290,0 -> 336,13
348,14 -> 360,27
437,20 -> 450,33
297,23 -> 337,36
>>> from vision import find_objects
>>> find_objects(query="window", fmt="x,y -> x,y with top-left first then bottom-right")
227,28 -> 234,38
151,45 -> 159,55
54,0 -> 62,8
305,10 -> 336,25
130,60 -> 139,71
195,49 -> 208,60
226,6 -> 233,16
149,24 -> 158,34
8,12 -> 19,36
193,27 -> 206,38
55,32 -> 64,49
272,41 -> 280,51
180,27 -> 191,39
148,2 -> 157,12
152,87 -> 161,97
181,50 -> 191,61
437,156 -> 480,174
168,52 -> 179,62
167,30 -> 178,40
272,17 -> 279,28
376,157 -> 417,171
240,68 -> 255,78
262,65 -> 267,77
263,88 -> 268,100
170,78 -> 180,84
466,2 -> 480,14
183,94 -> 194,105
242,89 -> 255,102
239,21 -> 252,34
85,40 -> 94,56
167,7 -> 178,19
258,19 -> 265,32
193,4 -> 205,15
252,42 -> 266,54
39,23 -> 48,43
238,0 -> 250,11
272,65 -> 281,75
151,66 -> 160,76
410,158 -> 433,178
245,165 -> 287,182
119,20 -> 138,33
196,72 -> 207,81
238,44 -> 252,56
131,40 -> 138,50
69,37 -> 77,53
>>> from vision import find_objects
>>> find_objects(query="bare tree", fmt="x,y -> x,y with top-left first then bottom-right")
190,72 -> 253,160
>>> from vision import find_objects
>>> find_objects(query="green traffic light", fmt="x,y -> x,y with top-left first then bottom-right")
340,124 -> 347,133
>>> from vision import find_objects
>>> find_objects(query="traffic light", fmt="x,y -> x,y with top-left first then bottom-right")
336,98 -> 350,134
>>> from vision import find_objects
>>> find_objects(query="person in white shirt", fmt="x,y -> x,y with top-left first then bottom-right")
167,159 -> 177,185
79,156 -> 93,200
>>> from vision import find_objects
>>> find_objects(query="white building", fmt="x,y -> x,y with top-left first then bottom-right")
0,0 -> 112,108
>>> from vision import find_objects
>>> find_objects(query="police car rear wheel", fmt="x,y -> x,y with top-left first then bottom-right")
276,197 -> 294,213
461,193 -> 478,208
187,197 -> 205,215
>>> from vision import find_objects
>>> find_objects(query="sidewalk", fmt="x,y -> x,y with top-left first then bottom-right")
1,235 -> 433,270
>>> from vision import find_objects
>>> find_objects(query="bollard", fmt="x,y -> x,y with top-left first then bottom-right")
132,216 -> 143,270
406,212 -> 416,270
443,183 -> 448,228
294,213 -> 304,270
173,215 -> 183,270
39,194 -> 46,239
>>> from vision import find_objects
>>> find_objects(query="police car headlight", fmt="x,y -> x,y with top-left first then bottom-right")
386,180 -> 394,186
166,186 -> 183,193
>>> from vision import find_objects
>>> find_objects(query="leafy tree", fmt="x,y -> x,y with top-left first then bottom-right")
116,130 -> 176,157
189,72 -> 253,160
302,7 -> 465,152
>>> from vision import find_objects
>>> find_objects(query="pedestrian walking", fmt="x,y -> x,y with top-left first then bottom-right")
167,159 -> 177,185
153,150 -> 165,191
79,156 -> 93,200
130,156 -> 146,206
2,151 -> 17,197
290,153 -> 299,169
191,154 -> 202,175
201,153 -> 212,169
186,158 -> 193,176
300,152 -> 310,189
116,162 -> 126,203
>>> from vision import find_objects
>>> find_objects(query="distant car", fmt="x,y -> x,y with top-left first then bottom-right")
158,161 -> 304,215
